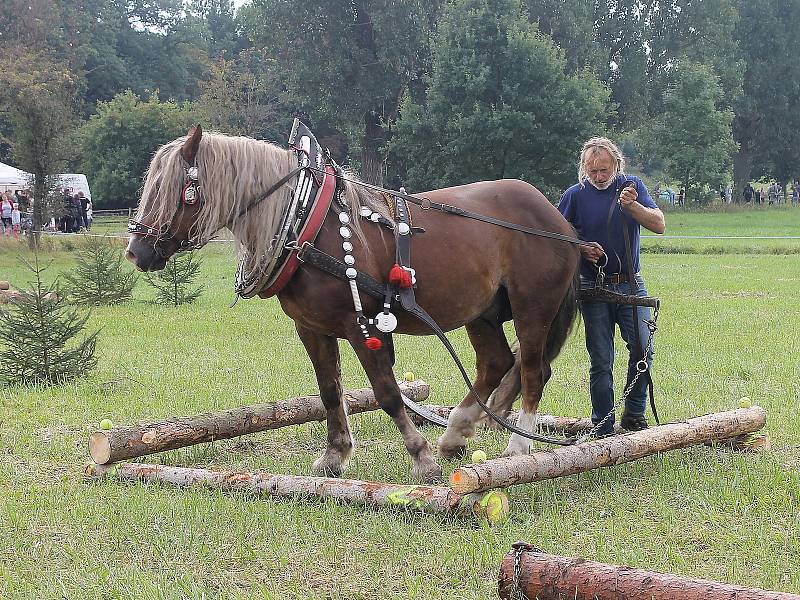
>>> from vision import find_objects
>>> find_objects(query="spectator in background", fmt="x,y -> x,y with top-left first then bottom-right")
60,188 -> 73,233
69,192 -> 82,232
677,187 -> 686,207
77,191 -> 90,230
1,192 -> 13,235
725,183 -> 732,204
743,183 -> 755,204
86,199 -> 93,229
768,182 -> 778,205
11,203 -> 21,239
759,188 -> 767,204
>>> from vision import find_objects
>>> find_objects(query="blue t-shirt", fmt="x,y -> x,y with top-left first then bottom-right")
558,175 -> 657,280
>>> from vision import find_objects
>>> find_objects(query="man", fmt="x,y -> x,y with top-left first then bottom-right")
558,137 -> 666,436
743,183 -> 754,204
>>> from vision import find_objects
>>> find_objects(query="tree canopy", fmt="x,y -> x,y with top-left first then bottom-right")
390,0 -> 609,199
0,0 -> 797,207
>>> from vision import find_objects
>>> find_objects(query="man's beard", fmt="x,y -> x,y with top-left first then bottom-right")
589,178 -> 614,190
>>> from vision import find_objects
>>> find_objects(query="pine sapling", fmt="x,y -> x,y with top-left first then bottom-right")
0,255 -> 98,386
62,236 -> 138,305
145,252 -> 203,306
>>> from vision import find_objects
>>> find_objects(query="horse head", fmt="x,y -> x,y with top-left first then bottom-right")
126,125 -> 206,271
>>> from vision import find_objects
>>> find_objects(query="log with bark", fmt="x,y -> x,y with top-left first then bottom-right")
85,462 -> 510,523
498,543 -> 800,600
89,381 -> 430,465
451,407 -> 768,494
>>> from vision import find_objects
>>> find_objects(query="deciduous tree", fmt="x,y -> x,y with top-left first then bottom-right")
78,91 -> 195,207
390,0 -> 609,200
241,0 -> 441,184
639,61 -> 736,203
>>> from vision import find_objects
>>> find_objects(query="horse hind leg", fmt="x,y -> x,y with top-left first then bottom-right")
348,333 -> 442,483
484,338 -> 521,429
437,316 -> 515,459
295,324 -> 354,477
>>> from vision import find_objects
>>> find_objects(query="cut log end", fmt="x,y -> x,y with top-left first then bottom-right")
450,465 -> 481,495
88,432 -> 112,464
460,490 -> 510,524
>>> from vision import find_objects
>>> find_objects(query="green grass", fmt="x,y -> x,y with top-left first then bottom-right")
1,208 -> 799,598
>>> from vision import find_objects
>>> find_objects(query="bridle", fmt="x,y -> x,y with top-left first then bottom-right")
128,159 -> 306,259
127,163 -> 207,258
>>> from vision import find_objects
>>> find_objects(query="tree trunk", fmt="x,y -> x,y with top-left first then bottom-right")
88,381 -> 429,465
361,110 -> 385,185
450,407 -> 767,494
498,545 -> 800,600
733,135 -> 754,201
85,462 -> 510,523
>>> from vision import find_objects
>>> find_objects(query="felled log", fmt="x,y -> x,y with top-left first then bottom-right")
89,381 -> 430,465
451,407 -> 767,494
498,544 -> 800,600
0,288 -> 20,304
85,462 -> 510,523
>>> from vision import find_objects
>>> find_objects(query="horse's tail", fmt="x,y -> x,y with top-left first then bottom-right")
544,263 -> 580,364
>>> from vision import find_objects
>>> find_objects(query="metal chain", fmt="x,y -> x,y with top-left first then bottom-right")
510,542 -> 536,600
576,304 -> 659,444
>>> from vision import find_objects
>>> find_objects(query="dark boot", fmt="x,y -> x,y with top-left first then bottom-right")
620,412 -> 649,431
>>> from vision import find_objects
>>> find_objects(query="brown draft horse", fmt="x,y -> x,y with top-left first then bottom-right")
126,126 -> 580,482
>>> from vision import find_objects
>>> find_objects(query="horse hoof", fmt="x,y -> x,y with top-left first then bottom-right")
412,462 -> 443,484
312,455 -> 346,478
437,444 -> 467,461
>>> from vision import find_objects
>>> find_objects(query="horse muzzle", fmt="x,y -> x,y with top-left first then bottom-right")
126,237 -> 169,271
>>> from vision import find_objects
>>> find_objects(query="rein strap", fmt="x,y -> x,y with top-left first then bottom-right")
308,167 -> 593,248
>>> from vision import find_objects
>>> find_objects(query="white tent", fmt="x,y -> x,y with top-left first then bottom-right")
0,163 -> 92,199
58,174 -> 92,200
0,161 -> 32,191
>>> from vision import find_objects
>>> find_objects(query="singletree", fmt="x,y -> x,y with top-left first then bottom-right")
0,256 -> 98,386
62,236 -> 139,305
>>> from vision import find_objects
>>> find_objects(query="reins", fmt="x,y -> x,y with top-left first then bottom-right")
307,166 -> 598,248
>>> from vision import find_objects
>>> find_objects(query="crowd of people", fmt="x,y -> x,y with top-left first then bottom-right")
743,181 -> 800,205
0,187 -> 93,237
0,190 -> 27,238
54,187 -> 93,233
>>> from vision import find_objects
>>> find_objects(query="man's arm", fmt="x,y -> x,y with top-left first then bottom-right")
619,185 -> 666,234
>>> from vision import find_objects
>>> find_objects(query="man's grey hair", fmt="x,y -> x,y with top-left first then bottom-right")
578,137 -> 626,183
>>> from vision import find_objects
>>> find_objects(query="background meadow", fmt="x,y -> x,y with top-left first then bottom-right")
0,208 -> 798,599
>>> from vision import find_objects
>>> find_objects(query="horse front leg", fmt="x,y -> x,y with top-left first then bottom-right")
295,323 -> 354,477
348,334 -> 442,483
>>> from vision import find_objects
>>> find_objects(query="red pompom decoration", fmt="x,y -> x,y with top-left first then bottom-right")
365,337 -> 382,350
388,263 -> 413,288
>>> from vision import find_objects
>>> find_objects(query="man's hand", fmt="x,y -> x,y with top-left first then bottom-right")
619,183 -> 638,208
619,182 -> 666,234
579,241 -> 605,264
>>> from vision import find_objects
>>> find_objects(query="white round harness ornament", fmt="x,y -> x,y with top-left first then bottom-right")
374,311 -> 398,333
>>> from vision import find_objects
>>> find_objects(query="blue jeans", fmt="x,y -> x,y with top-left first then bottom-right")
580,274 -> 654,435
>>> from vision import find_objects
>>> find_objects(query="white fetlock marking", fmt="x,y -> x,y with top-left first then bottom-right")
504,409 -> 537,455
439,404 -> 484,449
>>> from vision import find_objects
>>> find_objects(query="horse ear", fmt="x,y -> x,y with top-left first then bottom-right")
181,125 -> 203,164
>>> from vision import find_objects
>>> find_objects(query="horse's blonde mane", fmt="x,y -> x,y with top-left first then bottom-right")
136,131 -> 391,274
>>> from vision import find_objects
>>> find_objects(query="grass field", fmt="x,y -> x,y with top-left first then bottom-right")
1,207 -> 799,599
